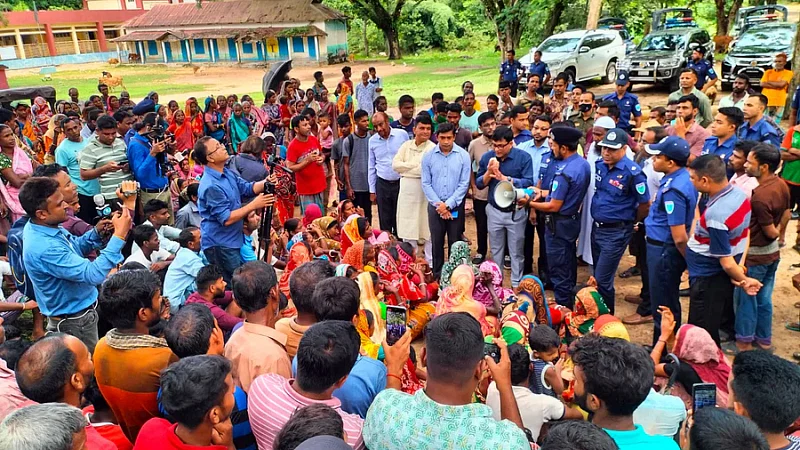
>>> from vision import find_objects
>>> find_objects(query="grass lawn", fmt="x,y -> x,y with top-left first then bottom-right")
6,65 -> 207,100
378,49 -> 499,104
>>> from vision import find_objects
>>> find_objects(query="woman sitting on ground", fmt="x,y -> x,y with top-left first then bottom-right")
341,215 -> 371,257
435,264 -> 495,337
377,244 -> 434,340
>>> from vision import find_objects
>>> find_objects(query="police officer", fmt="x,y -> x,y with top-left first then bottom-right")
500,49 -> 523,97
524,126 -> 590,308
643,136 -> 698,344
738,93 -> 781,147
591,128 -> 650,314
687,46 -> 718,92
701,106 -> 742,178
601,71 -> 642,134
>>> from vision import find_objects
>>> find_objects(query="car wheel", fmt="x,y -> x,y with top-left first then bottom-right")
564,68 -> 576,85
602,60 -> 617,84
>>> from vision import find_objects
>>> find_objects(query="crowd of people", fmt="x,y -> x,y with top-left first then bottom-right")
0,51 -> 797,450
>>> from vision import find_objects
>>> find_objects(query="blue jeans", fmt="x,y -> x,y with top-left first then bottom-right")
545,216 -> 581,308
591,224 -> 633,315
204,246 -> 243,285
647,242 -> 686,344
734,260 -> 779,346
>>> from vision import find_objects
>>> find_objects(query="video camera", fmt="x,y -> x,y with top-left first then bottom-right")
147,123 -> 176,176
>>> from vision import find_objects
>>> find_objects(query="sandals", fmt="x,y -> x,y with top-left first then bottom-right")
619,267 -> 641,278
786,322 -> 800,332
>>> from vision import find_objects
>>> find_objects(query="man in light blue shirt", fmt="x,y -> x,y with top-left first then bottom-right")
55,117 -> 99,224
632,388 -> 687,438
421,122 -> 471,276
369,112 -> 409,236
163,227 -> 207,310
355,70 -> 378,116
21,176 -> 131,353
571,335 -> 679,450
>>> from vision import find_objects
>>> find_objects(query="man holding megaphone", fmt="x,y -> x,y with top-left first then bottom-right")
475,126 -> 534,287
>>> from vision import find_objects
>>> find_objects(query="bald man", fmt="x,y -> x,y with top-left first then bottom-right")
369,111 -> 410,235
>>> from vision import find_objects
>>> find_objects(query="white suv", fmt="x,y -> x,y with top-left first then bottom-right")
519,29 -> 627,87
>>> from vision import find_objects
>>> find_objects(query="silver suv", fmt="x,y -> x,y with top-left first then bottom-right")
518,29 -> 627,87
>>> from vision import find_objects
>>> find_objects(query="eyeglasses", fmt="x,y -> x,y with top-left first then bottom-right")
493,141 -> 512,149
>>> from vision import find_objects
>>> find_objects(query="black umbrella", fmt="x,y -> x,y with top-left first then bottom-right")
262,59 -> 293,98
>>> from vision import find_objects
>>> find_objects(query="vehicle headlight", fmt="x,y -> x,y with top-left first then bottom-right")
659,56 -> 683,68
618,59 -> 632,70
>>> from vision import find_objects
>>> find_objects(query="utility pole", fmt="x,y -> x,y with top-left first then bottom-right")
586,0 -> 602,29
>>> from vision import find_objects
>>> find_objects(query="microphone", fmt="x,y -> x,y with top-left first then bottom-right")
94,194 -> 112,219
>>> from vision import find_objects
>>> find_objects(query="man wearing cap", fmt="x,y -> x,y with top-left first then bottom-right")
668,68 -> 714,128
687,46 -> 718,94
601,71 -> 642,134
499,49 -> 523,98
642,136 -> 698,343
665,94 -> 711,160
476,125 -> 534,288
523,126 -> 590,307
590,128 -> 650,314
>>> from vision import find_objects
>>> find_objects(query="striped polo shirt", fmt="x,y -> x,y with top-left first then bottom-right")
686,184 -> 751,278
78,135 -> 133,200
248,373 -> 366,450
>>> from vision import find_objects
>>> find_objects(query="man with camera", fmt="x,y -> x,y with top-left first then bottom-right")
128,112 -> 175,222
19,177 -> 136,353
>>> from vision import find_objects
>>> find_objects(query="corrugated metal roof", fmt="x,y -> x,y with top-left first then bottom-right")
112,25 -> 326,42
110,30 -> 170,42
123,0 -> 345,29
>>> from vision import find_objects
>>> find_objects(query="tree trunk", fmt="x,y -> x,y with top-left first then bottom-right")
363,20 -> 369,57
586,0 -> 602,30
784,21 -> 800,121
714,0 -> 744,36
543,0 -> 565,39
382,25 -> 402,60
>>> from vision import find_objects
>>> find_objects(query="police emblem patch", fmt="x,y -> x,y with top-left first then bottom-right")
636,182 -> 646,195
665,200 -> 675,214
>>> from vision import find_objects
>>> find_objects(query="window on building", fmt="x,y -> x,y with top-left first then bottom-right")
147,40 -> 158,56
242,42 -> 253,53
194,39 -> 205,54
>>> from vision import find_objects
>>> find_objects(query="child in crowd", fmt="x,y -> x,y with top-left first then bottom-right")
529,325 -> 564,399
318,113 -> 334,208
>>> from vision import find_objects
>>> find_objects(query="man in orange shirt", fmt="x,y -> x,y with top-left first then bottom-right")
761,52 -> 793,124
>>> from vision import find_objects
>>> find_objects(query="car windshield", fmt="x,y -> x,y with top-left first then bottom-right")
735,26 -> 794,52
538,37 -> 580,53
637,34 -> 686,51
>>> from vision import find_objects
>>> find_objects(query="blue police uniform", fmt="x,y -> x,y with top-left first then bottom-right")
687,59 -> 717,90
538,151 -> 556,190
601,92 -> 642,132
529,61 -> 550,82
544,152 -> 591,308
501,59 -> 523,83
590,151 -> 649,314
701,136 -> 737,179
737,118 -> 781,147
644,167 -> 698,343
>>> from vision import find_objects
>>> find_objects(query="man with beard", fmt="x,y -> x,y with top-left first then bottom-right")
15,334 -> 117,449
93,269 -> 178,442
666,94 -> 710,161
668,69 -> 714,127
185,265 -> 243,335
687,46 -> 718,100
719,74 -> 751,110
702,107 -> 742,179
570,335 -> 679,449
523,126 -> 590,308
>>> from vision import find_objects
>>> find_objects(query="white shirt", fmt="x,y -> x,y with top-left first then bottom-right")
633,388 -> 687,438
642,156 -> 664,202
131,220 -> 181,254
124,247 -> 172,269
486,382 -> 565,441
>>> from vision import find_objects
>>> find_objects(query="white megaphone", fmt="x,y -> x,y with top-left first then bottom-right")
493,180 -> 534,210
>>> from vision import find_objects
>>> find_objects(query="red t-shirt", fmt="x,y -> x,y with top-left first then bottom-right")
133,418 -> 227,450
83,405 -> 134,450
287,135 -> 326,195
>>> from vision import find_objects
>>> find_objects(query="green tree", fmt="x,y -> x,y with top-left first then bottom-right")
342,0 -> 408,59
712,0 -> 744,36
480,0 -> 530,53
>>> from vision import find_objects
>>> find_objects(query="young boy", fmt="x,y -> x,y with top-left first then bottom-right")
529,325 -> 564,398
486,343 -> 582,442
318,113 -> 334,208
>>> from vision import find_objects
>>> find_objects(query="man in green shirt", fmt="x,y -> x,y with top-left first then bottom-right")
79,115 -> 132,201
668,68 -> 713,128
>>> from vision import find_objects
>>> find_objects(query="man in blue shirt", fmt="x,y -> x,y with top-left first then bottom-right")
702,107 -> 742,178
602,71 -> 642,134
195,136 -> 274,284
20,176 -> 132,353
643,136 -> 697,343
500,49 -> 523,97
571,335 -> 680,450
163,227 -> 207,310
525,126 -> 590,308
55,116 -> 99,224
520,115 -> 552,278
528,50 -> 551,92
590,129 -> 650,314
738,94 -> 781,147
421,122 -> 472,277
127,112 -> 174,222
476,126 -> 534,287
687,46 -> 718,92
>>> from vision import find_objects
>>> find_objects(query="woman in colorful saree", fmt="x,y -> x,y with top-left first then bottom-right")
435,264 -> 495,337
